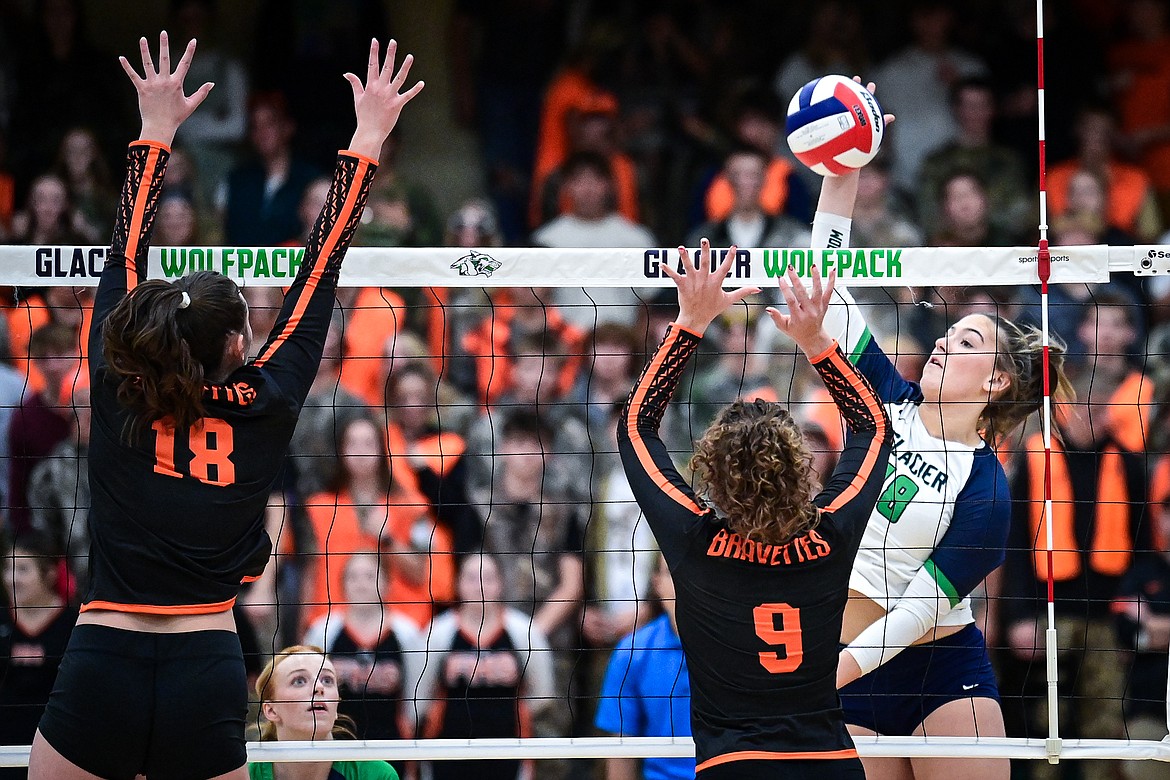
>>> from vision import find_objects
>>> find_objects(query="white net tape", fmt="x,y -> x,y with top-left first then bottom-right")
8,243 -> 1164,288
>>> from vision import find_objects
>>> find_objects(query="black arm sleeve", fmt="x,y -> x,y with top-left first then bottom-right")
90,141 -> 171,378
617,324 -> 712,567
251,151 -> 378,409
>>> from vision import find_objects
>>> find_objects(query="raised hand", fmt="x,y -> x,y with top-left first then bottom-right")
345,38 -> 426,160
766,264 -> 836,357
816,76 -> 896,219
119,31 -> 214,147
662,239 -> 760,335
853,75 -> 895,128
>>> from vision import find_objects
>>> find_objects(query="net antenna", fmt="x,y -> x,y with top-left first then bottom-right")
1034,0 -> 1064,767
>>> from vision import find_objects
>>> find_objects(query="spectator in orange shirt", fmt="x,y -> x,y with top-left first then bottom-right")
303,415 -> 455,633
702,89 -> 812,226
336,286 -> 409,408
1048,105 -> 1163,243
1109,0 -> 1170,223
688,145 -> 811,249
460,286 -> 585,408
532,28 -> 622,212
531,99 -> 640,230
385,361 -> 480,555
7,284 -> 91,407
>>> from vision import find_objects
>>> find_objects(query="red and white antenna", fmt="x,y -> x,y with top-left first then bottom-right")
1034,0 -> 1062,767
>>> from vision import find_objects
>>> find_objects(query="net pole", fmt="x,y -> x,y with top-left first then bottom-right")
1034,0 -> 1062,765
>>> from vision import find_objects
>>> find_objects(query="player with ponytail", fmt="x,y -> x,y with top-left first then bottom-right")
30,31 -> 423,780
103,271 -> 250,434
808,80 -> 1073,780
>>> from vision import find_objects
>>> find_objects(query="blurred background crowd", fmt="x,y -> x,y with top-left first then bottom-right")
3,0 -> 1170,779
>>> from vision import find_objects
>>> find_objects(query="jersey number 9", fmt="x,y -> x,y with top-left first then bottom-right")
753,602 -> 803,673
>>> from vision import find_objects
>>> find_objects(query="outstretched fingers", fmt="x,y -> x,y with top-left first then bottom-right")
713,242 -> 738,281
119,55 -> 143,84
381,39 -> 399,83
777,272 -> 799,312
399,78 -> 426,103
344,72 -> 364,101
157,31 -> 171,75
174,37 -> 198,83
391,53 -> 415,91
765,307 -> 791,332
850,75 -> 895,128
696,238 -> 712,276
366,38 -> 380,87
188,80 -> 215,111
818,269 -> 837,308
660,258 -> 683,284
139,36 -> 155,76
808,263 -> 823,302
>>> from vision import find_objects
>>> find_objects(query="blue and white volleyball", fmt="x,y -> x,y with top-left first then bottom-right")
786,76 -> 884,177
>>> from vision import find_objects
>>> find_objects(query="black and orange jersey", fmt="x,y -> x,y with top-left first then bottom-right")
617,324 -> 891,772
84,140 -> 377,615
327,625 -> 409,741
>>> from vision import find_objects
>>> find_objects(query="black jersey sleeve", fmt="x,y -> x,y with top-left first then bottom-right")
809,342 -> 891,528
618,323 -> 713,565
251,151 -> 378,410
90,141 -> 171,379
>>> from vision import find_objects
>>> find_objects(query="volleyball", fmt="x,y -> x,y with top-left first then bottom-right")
785,75 -> 884,177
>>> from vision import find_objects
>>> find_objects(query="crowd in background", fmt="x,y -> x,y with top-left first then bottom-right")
3,0 -> 1170,778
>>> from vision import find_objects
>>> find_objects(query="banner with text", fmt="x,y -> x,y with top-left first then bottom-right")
2,244 -> 1123,287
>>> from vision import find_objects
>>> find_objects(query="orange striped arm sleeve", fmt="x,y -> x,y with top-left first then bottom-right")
618,323 -> 712,563
90,140 -> 171,376
252,150 -> 378,408
809,342 -> 892,518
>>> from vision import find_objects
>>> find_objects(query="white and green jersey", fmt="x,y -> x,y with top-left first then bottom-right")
824,286 -> 1010,672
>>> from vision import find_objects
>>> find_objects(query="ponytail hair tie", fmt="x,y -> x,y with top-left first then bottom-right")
178,291 -> 191,310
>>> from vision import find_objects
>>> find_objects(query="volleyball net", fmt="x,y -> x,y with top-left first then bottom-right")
3,241 -> 1170,769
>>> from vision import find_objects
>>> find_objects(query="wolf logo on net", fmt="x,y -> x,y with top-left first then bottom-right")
451,250 -> 503,277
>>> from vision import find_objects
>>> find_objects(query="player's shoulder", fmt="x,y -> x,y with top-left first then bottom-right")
205,364 -> 294,416
964,445 -> 1010,496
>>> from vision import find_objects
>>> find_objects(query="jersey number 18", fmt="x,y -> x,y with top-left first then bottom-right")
152,419 -> 236,486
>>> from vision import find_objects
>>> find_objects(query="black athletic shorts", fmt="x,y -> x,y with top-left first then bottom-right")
38,624 -> 248,780
699,757 -> 866,780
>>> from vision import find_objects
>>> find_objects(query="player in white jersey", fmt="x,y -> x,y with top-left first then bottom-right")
807,142 -> 1073,780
